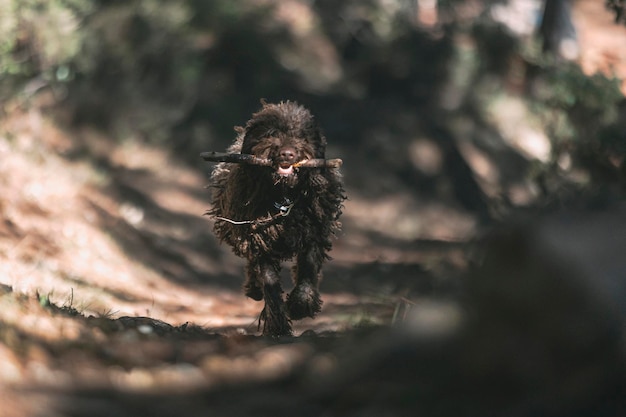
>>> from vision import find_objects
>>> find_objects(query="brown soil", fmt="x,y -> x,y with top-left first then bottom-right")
0,86 -> 469,415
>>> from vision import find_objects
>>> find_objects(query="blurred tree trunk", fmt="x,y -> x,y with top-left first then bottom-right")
539,0 -> 579,60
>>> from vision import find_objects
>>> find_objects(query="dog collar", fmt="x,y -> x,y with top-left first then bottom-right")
273,197 -> 294,216
214,197 -> 296,228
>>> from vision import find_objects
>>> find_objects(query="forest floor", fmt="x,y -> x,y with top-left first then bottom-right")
0,1 -> 625,416
0,85 -> 473,416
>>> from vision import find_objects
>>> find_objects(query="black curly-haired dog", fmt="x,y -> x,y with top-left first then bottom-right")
208,101 -> 346,336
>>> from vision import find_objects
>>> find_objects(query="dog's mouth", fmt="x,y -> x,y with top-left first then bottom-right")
273,160 -> 303,187
276,163 -> 295,177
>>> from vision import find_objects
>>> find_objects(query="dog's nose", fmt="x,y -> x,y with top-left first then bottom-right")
279,148 -> 296,162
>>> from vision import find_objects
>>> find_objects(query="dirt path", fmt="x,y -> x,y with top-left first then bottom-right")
0,87 -> 472,415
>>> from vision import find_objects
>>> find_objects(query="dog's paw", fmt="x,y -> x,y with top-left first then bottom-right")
259,305 -> 292,337
286,285 -> 322,320
243,281 -> 263,301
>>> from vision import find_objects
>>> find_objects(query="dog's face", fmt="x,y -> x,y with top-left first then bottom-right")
241,102 -> 326,187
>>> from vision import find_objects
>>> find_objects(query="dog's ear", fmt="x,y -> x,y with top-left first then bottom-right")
301,116 -> 326,159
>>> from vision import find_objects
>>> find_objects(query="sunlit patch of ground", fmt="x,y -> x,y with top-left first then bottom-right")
574,0 -> 626,94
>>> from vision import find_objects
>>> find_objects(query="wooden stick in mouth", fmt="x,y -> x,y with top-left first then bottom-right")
200,152 -> 342,169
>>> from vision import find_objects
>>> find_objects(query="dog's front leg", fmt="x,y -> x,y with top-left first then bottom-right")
243,263 -> 263,301
256,261 -> 292,337
287,247 -> 323,320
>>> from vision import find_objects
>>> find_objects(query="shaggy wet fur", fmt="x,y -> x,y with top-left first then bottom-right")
208,101 -> 346,336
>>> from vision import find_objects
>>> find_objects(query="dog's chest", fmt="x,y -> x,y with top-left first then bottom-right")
250,194 -> 313,255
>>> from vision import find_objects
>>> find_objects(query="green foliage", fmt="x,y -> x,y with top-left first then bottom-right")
543,66 -> 621,120
517,44 -> 626,197
0,0 -> 20,75
0,1 -> 227,99
520,36 -> 622,151
0,0 -> 93,75
0,0 -> 623,201
535,63 -> 621,144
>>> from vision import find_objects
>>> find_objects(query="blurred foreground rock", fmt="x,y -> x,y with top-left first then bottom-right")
457,207 -> 626,416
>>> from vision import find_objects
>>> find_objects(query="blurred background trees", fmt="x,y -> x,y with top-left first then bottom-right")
1,0 -> 624,220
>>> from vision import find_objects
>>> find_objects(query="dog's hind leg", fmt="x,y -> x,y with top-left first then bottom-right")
286,247 -> 323,320
257,261 -> 292,337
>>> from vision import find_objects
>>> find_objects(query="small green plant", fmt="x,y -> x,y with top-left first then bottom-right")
37,290 -> 52,308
